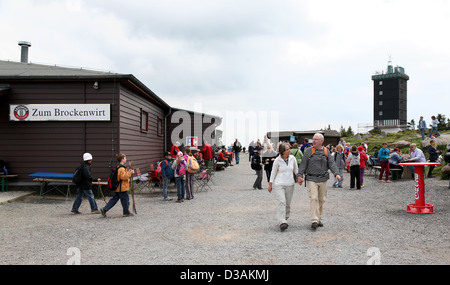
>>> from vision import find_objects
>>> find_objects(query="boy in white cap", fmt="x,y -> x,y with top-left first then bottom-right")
71,153 -> 101,214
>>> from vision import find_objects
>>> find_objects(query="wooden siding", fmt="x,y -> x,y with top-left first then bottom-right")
167,110 -> 221,150
0,81 -> 119,182
118,86 -> 165,172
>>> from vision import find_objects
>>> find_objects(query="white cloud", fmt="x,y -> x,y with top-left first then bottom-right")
1,0 -> 450,146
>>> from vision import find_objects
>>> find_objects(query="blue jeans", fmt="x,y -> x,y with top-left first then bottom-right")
162,178 -> 170,199
72,188 -> 98,211
103,191 -> 130,215
429,127 -> 440,138
175,177 -> 185,201
420,128 -> 425,140
235,151 -> 240,164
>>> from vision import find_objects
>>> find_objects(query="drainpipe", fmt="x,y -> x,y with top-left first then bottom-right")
164,107 -> 172,153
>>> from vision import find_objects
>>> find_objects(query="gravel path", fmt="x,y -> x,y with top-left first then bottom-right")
0,154 -> 449,265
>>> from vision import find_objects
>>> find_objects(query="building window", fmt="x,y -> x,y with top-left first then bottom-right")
379,101 -> 383,106
379,111 -> 383,116
157,117 -> 163,136
379,91 -> 383,95
141,109 -> 149,132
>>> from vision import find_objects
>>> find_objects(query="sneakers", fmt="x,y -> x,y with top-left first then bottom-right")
164,197 -> 173,201
100,207 -> 106,217
280,223 -> 288,232
91,210 -> 100,214
71,210 -> 81,214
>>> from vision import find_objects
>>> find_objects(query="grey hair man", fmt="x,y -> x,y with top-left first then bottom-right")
297,133 -> 341,230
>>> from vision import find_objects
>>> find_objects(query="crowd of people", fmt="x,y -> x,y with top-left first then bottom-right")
69,133 -> 443,232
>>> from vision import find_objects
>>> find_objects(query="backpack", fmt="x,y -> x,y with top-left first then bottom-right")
176,160 -> 187,176
187,156 -> 199,173
156,160 -> 164,175
311,147 -> 328,158
72,164 -> 83,185
107,165 -> 125,191
251,155 -> 259,170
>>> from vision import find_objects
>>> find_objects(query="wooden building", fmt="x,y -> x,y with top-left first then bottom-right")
0,60 -> 181,184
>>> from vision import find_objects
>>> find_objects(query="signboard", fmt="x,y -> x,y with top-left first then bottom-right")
186,136 -> 198,148
10,104 -> 111,121
290,136 -> 295,143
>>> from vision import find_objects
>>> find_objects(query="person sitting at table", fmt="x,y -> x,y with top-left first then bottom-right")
218,148 -> 230,168
389,148 -> 404,180
71,153 -> 100,214
406,143 -> 426,179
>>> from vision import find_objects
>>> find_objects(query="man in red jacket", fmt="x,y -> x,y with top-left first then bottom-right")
200,142 -> 213,172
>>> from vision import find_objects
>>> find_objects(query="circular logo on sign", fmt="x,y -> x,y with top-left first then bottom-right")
14,105 -> 29,120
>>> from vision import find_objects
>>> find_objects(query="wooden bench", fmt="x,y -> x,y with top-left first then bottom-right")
0,175 -> 18,192
215,161 -> 226,171
371,166 -> 402,179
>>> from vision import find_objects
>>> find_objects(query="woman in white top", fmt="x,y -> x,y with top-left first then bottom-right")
268,143 -> 298,232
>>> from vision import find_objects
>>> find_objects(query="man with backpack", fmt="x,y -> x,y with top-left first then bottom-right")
297,133 -> 341,230
71,153 -> 100,214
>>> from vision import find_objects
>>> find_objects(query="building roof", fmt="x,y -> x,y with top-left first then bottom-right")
267,130 -> 341,138
0,60 -> 171,110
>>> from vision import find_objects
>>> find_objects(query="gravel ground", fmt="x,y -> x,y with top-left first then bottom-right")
0,154 -> 449,265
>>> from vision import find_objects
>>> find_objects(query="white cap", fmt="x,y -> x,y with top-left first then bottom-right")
83,153 -> 93,161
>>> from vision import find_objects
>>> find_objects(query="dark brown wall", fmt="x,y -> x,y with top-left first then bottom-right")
0,81 -> 119,182
167,110 -> 220,151
118,85 -> 166,172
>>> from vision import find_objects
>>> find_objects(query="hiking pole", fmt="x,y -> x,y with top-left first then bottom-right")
129,161 -> 137,215
97,182 -> 107,204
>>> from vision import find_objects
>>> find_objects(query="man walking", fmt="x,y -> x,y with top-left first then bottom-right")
71,153 -> 100,214
297,133 -> 341,230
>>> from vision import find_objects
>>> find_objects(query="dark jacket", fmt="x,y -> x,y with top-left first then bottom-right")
79,161 -> 95,190
252,153 -> 262,171
161,158 -> 174,179
428,145 -> 439,162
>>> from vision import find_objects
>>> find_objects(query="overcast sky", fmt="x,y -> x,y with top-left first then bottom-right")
1,0 -> 449,146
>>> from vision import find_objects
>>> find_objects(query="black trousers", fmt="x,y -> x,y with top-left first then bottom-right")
350,165 -> 361,189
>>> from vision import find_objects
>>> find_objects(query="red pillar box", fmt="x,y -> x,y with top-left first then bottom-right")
400,162 -> 440,214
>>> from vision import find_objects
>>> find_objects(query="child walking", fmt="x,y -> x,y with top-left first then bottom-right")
172,152 -> 187,202
358,146 -> 368,188
101,153 -> 135,217
347,146 -> 361,189
333,145 -> 346,188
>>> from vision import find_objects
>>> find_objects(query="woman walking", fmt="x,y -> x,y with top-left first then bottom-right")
268,143 -> 298,232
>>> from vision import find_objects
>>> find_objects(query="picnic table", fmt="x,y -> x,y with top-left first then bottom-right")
1,174 -> 18,192
29,172 -> 73,200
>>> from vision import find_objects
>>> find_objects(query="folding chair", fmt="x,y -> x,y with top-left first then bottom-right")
196,169 -> 212,192
148,164 -> 163,193
134,168 -> 149,194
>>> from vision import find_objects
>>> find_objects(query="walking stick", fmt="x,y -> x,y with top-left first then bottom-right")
129,161 -> 137,215
97,182 -> 107,204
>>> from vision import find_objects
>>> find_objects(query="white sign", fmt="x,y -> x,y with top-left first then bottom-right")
10,104 -> 111,121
